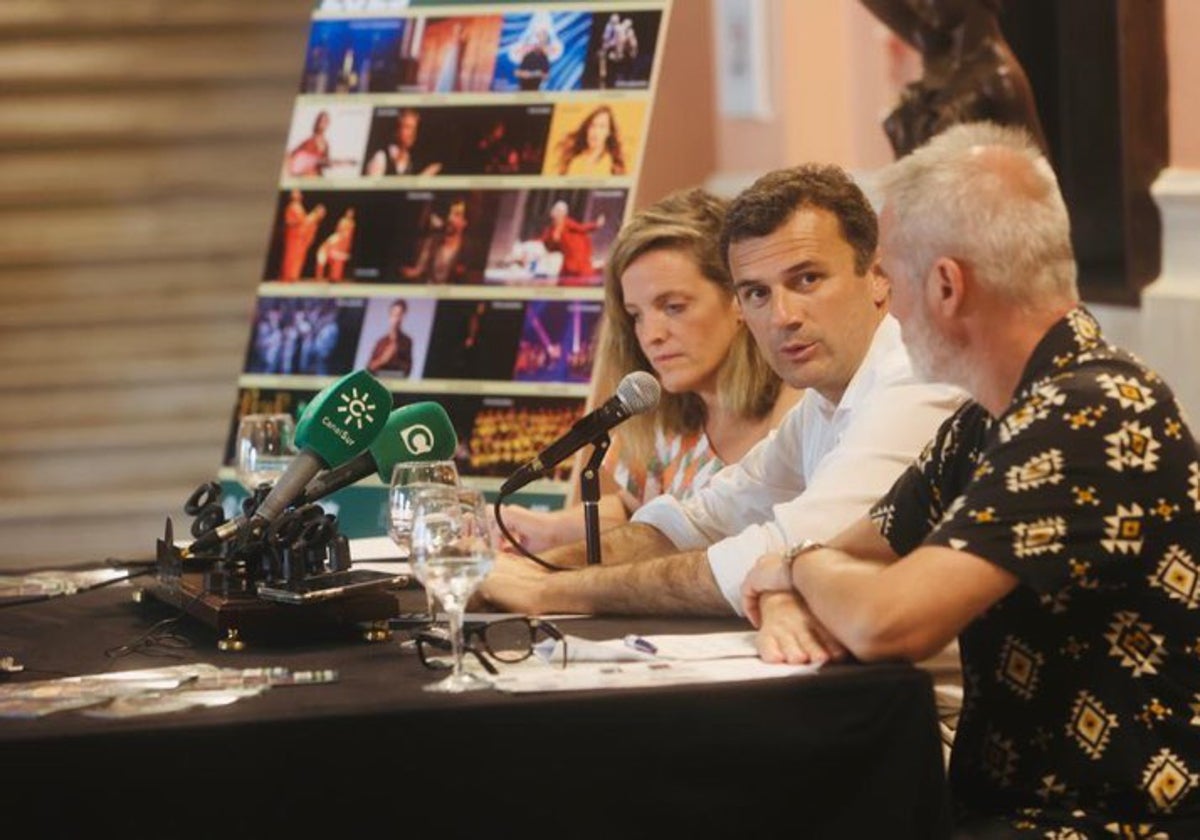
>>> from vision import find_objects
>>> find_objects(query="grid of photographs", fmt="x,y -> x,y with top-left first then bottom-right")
279,99 -> 650,181
263,185 -> 628,286
299,9 -> 662,95
224,1 -> 670,516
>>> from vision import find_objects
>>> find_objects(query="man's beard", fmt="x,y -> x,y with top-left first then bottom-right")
905,303 -> 968,388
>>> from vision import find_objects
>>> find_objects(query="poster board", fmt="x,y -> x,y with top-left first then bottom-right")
220,0 -> 672,536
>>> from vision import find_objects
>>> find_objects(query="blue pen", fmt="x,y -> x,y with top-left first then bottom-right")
624,634 -> 658,655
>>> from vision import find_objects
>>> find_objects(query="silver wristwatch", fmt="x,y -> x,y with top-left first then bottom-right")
781,539 -> 823,575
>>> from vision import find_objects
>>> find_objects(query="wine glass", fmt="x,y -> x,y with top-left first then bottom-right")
235,413 -> 296,493
409,485 -> 495,693
388,459 -> 460,621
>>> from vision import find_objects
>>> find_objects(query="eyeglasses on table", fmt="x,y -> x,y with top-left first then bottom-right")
415,616 -> 568,676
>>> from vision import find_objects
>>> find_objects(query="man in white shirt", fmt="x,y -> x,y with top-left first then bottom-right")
479,163 -> 962,662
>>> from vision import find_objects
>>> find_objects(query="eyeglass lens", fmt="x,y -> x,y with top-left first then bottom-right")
482,619 -> 565,665
418,619 -> 565,669
481,619 -> 540,662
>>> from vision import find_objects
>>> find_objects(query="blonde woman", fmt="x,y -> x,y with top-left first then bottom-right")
500,188 -> 801,551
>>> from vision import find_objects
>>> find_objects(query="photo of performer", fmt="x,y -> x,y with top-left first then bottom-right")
423,299 -> 524,381
582,11 -> 661,90
388,191 -> 497,285
456,397 -> 586,480
601,15 -> 636,86
278,190 -> 326,281
299,18 -> 407,94
283,110 -> 335,177
264,189 -> 396,284
281,105 -> 366,178
315,208 -> 356,281
248,302 -> 288,374
513,26 -> 556,90
473,119 -> 522,174
552,104 -> 625,176
398,198 -> 473,284
365,299 -> 414,376
513,300 -> 602,383
492,11 -> 590,93
296,299 -> 350,375
244,297 -> 363,376
353,297 -> 436,378
436,21 -> 468,91
544,100 -> 646,178
455,104 -> 553,175
485,188 -> 625,287
411,16 -> 501,93
540,200 -> 606,282
363,107 -> 442,176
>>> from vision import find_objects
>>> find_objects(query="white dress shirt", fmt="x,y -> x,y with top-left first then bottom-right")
632,314 -> 964,613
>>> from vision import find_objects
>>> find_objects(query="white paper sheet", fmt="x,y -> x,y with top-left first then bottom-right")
348,536 -> 413,576
534,630 -> 762,664
493,630 -> 822,692
490,657 -> 819,694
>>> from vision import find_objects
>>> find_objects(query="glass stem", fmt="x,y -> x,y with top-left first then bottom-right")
448,605 -> 465,678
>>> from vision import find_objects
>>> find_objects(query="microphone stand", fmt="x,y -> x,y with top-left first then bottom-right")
579,433 -> 610,566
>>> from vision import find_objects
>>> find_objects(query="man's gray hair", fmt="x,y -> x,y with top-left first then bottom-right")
877,121 -> 1078,311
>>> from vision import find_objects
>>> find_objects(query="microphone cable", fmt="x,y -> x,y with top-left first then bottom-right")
491,495 -> 571,572
105,577 -> 209,660
0,563 -> 155,610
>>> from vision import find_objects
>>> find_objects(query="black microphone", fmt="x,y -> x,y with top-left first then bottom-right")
499,370 -> 660,496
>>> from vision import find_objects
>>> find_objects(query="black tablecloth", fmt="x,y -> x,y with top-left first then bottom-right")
1,573 -> 950,839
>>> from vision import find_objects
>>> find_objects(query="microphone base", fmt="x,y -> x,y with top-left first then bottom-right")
143,536 -> 406,648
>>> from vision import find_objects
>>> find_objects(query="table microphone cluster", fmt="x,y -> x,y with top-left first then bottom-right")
168,481 -> 356,601
146,370 -> 459,645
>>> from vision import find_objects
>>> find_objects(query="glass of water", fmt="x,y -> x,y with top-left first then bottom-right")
388,460 -> 460,621
234,413 -> 296,492
409,485 -> 495,693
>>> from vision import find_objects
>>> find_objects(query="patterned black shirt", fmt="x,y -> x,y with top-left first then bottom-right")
871,308 -> 1200,837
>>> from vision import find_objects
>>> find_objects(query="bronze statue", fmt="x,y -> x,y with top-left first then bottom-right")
861,0 -> 1048,158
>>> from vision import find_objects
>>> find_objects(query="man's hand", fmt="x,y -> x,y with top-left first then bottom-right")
755,591 -> 847,666
740,551 -> 794,626
475,551 -> 554,614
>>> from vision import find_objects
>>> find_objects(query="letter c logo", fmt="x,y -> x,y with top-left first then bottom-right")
400,423 -> 434,455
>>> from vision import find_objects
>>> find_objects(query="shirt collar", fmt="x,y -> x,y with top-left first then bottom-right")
1011,306 -> 1104,398
830,314 -> 906,414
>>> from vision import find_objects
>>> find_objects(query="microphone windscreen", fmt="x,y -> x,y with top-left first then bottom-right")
368,401 -> 458,482
294,369 -> 392,467
617,370 -> 661,415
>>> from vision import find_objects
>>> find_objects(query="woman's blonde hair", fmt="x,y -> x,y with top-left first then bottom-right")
592,187 -> 783,467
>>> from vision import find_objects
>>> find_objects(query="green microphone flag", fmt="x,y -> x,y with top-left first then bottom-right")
294,369 -> 392,467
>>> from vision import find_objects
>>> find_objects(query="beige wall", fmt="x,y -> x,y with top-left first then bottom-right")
1167,0 -> 1200,166
635,0 -> 719,207
699,0 -> 918,195
714,1 -> 901,179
